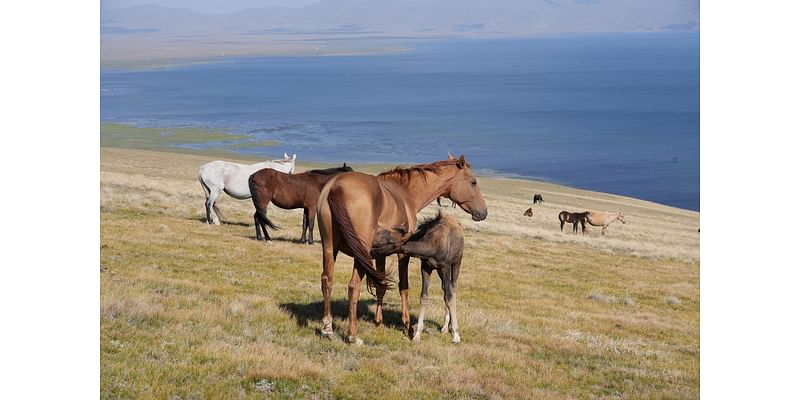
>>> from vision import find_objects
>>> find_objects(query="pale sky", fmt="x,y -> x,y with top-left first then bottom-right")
100,0 -> 322,14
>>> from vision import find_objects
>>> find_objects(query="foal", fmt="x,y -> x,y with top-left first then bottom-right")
401,212 -> 465,343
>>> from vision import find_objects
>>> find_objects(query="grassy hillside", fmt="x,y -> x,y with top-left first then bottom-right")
100,147 -> 699,399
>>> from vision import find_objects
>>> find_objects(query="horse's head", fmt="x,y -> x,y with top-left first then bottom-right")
618,212 -> 626,224
446,154 -> 488,221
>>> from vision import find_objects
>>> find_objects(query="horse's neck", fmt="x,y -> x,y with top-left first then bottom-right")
399,172 -> 452,213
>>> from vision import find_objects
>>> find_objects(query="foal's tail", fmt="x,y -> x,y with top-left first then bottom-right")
249,174 -> 278,230
327,186 -> 392,294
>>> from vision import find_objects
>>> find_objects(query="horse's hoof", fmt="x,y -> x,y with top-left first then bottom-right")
404,327 -> 415,339
347,336 -> 364,346
452,333 -> 461,343
441,327 -> 449,334
320,330 -> 334,340
412,334 -> 421,342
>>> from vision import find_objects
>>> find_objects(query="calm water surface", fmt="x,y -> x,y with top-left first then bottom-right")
101,33 -> 699,210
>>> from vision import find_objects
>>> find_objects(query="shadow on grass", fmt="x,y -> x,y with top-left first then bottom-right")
188,216 -> 252,227
280,299 -> 408,335
248,235 -> 317,245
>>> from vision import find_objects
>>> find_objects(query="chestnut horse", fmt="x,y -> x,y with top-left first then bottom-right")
316,154 -> 488,345
559,210 -> 589,235
248,163 -> 352,244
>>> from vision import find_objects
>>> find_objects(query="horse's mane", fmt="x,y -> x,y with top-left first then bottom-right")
410,211 -> 461,241
378,159 -> 467,183
307,165 -> 352,176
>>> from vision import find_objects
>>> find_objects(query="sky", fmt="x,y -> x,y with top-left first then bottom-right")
100,0 -> 321,14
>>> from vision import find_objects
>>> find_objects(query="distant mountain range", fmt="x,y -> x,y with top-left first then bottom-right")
102,0 -> 698,36
101,0 -> 698,67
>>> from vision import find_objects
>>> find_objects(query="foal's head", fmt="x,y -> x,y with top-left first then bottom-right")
617,212 -> 626,224
446,154 -> 488,221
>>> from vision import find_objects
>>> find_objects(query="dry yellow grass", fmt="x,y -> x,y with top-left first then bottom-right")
101,147 -> 699,399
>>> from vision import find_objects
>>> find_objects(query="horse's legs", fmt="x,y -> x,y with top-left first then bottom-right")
374,256 -> 387,326
346,265 -> 365,345
447,260 -> 461,343
573,221 -> 579,234
602,225 -> 607,235
560,219 -> 565,232
307,206 -> 316,245
254,212 -> 263,240
413,260 -> 433,342
398,254 -> 413,338
300,209 -> 308,244
206,189 -> 221,225
320,230 -> 336,339
436,268 -> 450,334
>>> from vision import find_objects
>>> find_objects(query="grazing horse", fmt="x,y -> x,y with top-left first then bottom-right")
401,212 -> 464,343
533,194 -> 544,204
558,210 -> 589,235
316,154 -> 488,345
586,211 -> 626,235
198,153 -> 296,224
248,163 -> 352,244
523,208 -> 533,217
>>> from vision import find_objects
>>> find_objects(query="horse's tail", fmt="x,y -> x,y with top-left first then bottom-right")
249,174 -> 278,230
198,171 -> 210,197
327,186 -> 392,294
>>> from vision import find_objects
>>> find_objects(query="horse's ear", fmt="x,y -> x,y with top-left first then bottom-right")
448,152 -> 455,160
292,154 -> 296,160
457,155 -> 466,168
284,152 -> 289,159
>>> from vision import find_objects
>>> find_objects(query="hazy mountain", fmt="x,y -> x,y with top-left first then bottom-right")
102,0 -> 699,36
101,0 -> 698,67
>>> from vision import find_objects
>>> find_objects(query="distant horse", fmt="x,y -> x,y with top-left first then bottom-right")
558,210 -> 589,235
248,163 -> 352,244
316,154 -> 487,344
401,212 -> 464,343
198,153 -> 296,224
523,208 -> 533,217
586,211 -> 626,235
533,194 -> 544,204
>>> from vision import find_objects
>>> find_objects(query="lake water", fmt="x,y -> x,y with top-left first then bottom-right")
101,33 -> 699,210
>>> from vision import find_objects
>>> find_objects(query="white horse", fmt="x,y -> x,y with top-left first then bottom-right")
586,210 -> 626,235
198,153 -> 296,225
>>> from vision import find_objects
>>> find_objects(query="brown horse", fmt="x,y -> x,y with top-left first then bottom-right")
558,210 -> 589,235
248,163 -> 352,244
523,207 -> 533,217
533,194 -> 544,204
586,211 -> 626,235
316,154 -> 487,344
401,212 -> 465,343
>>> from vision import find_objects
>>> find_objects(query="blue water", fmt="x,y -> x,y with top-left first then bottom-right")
101,33 -> 699,210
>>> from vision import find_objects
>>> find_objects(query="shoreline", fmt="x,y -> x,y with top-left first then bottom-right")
100,146 -> 700,263
100,120 -> 699,214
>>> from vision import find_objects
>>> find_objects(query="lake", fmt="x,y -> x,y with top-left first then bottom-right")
101,33 -> 699,210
